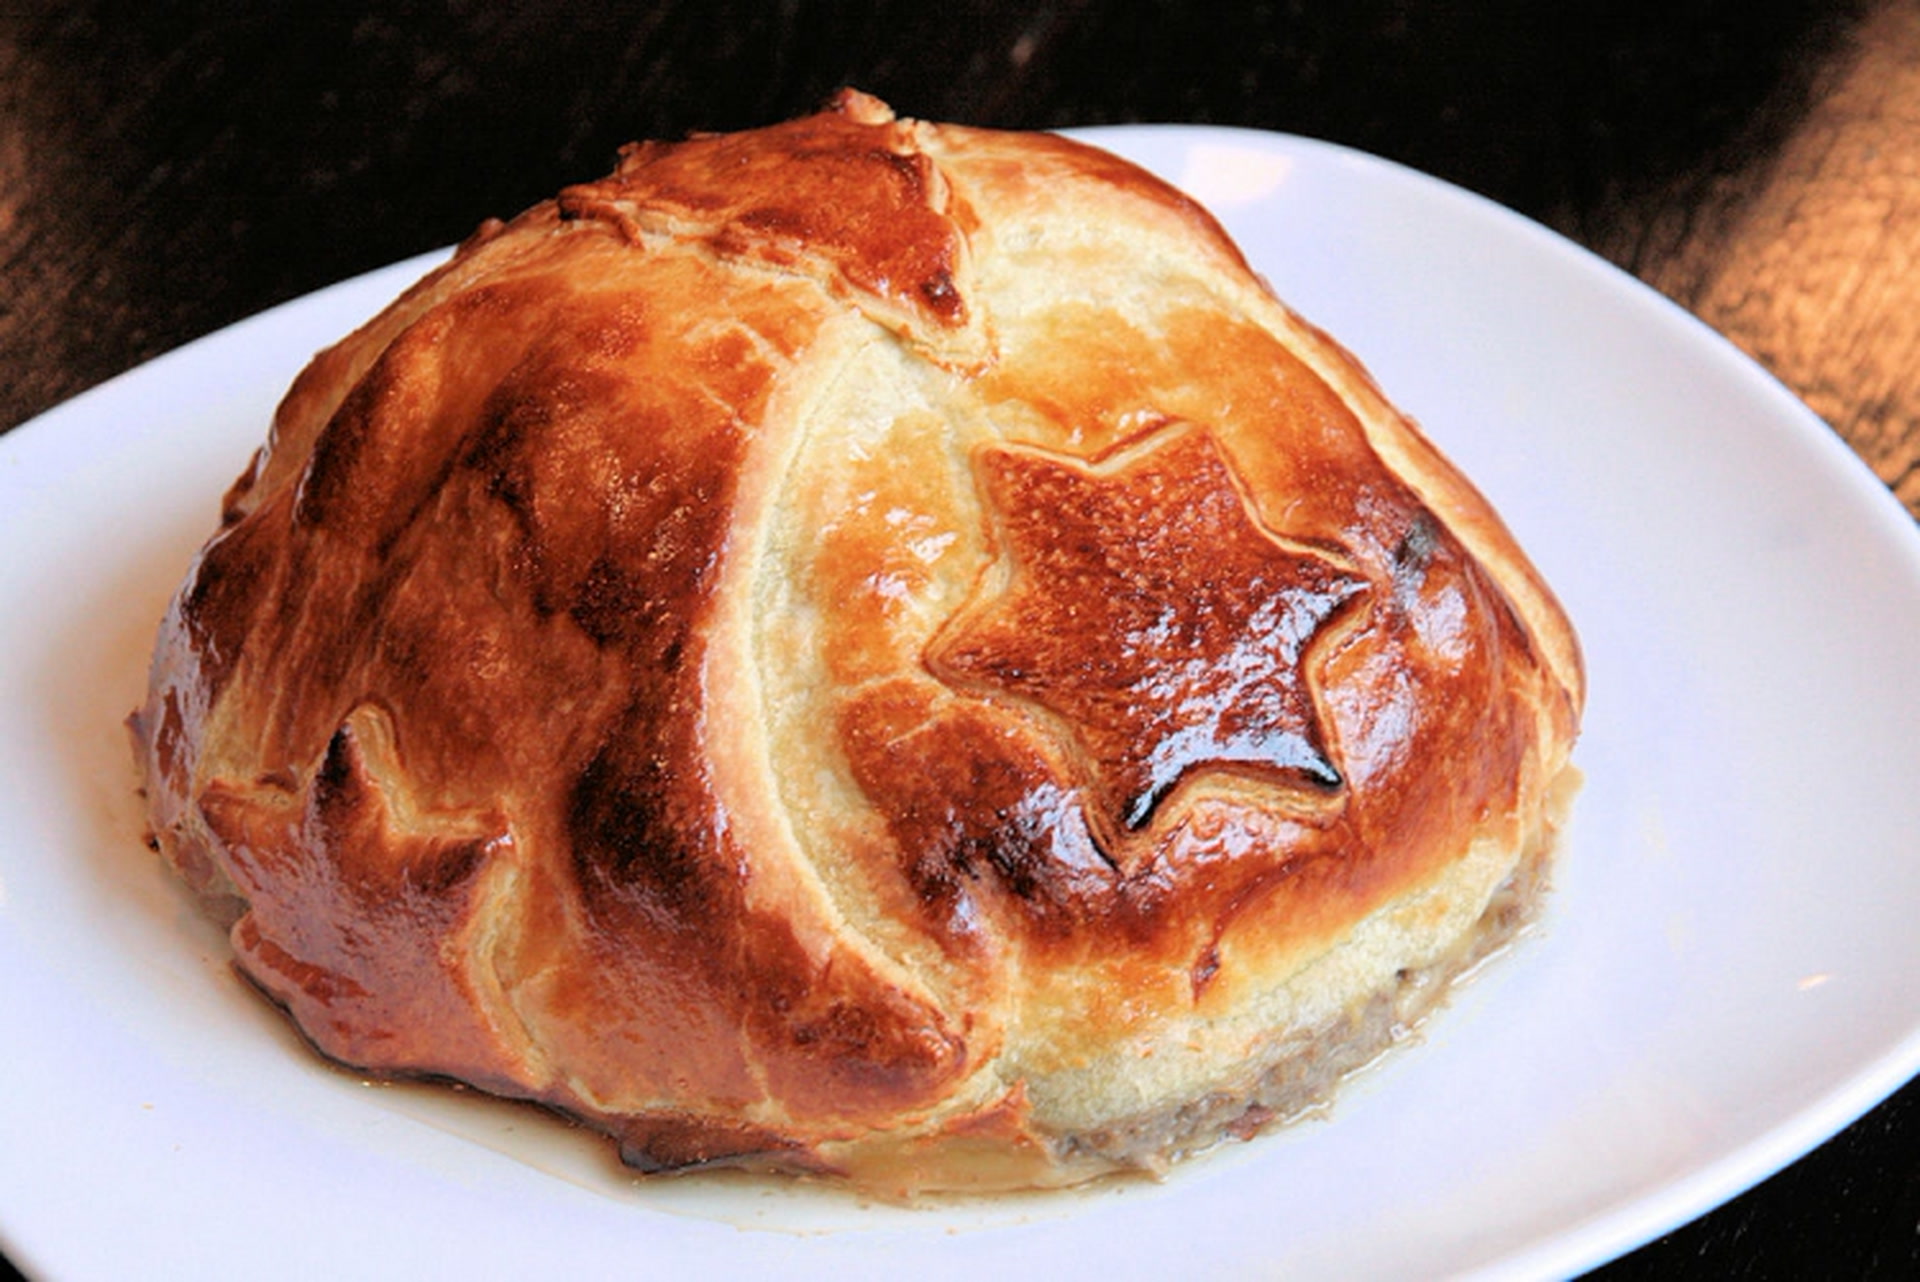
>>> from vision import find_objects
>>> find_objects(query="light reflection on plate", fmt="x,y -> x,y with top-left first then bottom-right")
4,126 -> 1920,1280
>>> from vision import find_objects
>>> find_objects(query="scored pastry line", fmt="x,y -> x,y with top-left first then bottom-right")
737,321 -> 988,1059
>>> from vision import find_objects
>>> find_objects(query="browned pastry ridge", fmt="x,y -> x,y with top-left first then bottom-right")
131,91 -> 1584,1194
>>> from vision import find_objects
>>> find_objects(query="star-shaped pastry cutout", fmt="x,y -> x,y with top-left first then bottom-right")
928,425 -> 1367,836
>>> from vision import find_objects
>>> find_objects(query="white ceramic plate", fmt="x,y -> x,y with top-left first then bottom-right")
5,126 -> 1920,1281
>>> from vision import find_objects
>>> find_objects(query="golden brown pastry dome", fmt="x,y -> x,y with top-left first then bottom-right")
132,90 -> 1583,1194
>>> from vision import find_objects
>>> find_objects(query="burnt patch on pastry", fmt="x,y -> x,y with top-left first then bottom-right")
565,724 -> 729,930
614,1114 -> 826,1177
839,681 -> 1117,938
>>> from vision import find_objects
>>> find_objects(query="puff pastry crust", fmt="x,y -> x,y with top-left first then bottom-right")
133,91 -> 1583,1193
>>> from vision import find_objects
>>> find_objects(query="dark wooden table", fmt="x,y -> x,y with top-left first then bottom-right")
4,2 -> 1916,1276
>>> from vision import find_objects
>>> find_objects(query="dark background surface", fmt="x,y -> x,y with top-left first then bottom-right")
4,2 -> 1918,1276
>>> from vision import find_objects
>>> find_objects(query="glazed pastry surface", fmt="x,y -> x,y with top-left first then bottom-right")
134,91 -> 1582,1192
